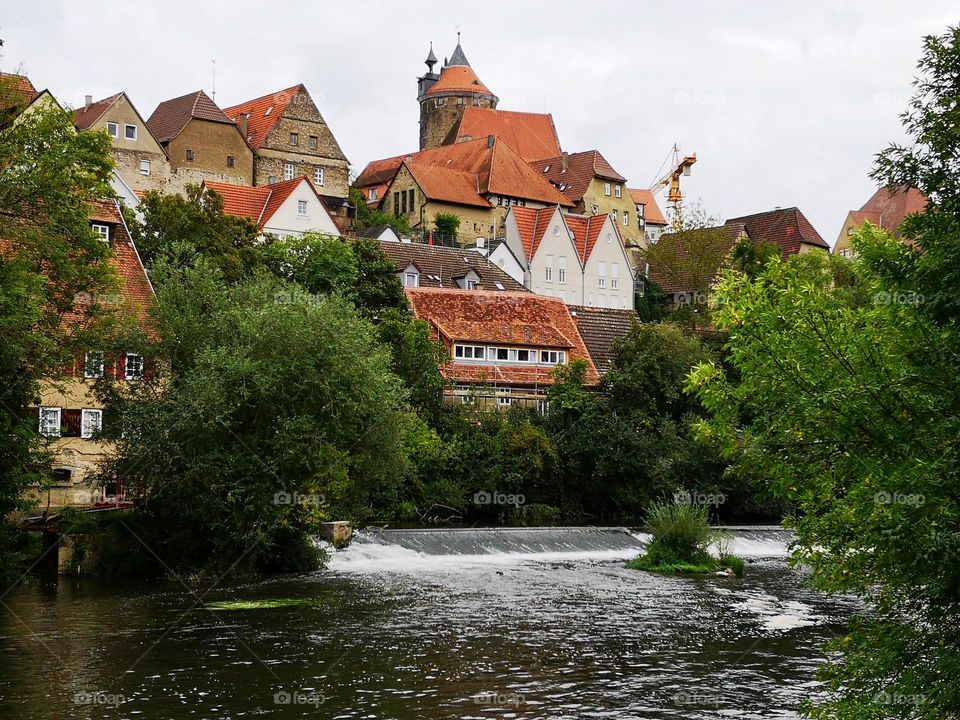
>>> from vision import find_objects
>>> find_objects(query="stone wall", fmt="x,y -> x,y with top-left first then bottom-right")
166,119 -> 254,184
419,94 -> 495,151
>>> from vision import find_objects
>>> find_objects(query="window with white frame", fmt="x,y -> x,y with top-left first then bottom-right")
92,224 -> 110,242
611,210 -> 618,224
539,350 -> 566,364
315,167 -> 325,186
84,352 -> 105,379
403,272 -> 419,287
465,279 -> 478,290
284,162 -> 295,180
124,353 -> 144,380
139,159 -> 151,176
298,200 -> 308,216
604,183 -> 611,196
611,262 -> 619,289
454,345 -> 485,360
558,255 -> 567,284
623,211 -> 629,226
495,348 -> 509,361
615,185 -> 622,198
309,135 -> 318,149
545,254 -> 554,282
124,124 -> 137,140
81,409 -> 102,439
39,407 -> 61,437
368,187 -> 378,201
497,396 -> 513,408
598,261 -> 606,287
107,122 -> 119,138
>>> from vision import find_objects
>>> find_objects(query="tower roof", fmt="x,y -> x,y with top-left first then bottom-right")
448,40 -> 470,67
425,42 -> 438,66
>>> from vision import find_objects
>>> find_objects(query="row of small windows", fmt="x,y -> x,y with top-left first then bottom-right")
106,122 -> 137,141
289,133 -> 320,150
544,256 -> 619,288
603,183 -> 623,199
454,345 -> 567,365
394,189 -> 417,216
84,351 -> 144,380
39,407 -> 102,439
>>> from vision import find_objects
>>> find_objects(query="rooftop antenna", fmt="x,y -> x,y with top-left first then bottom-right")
211,59 -> 216,102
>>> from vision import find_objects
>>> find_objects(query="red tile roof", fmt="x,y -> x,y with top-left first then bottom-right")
532,150 -> 626,204
223,84 -> 302,149
74,93 -> 121,130
405,162 -> 492,208
511,206 -> 557,259
0,72 -> 38,110
564,213 -> 608,264
647,224 -> 746,295
147,90 -> 234,143
378,240 -> 527,292
92,200 -> 156,325
446,107 -> 561,162
629,188 -> 667,226
203,177 -> 330,228
425,65 -> 495,98
356,154 -> 407,188
858,186 -> 927,233
725,207 -> 828,254
569,305 -> 639,373
407,287 -> 599,386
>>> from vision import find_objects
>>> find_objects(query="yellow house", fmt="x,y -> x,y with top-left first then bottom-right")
834,186 -> 927,257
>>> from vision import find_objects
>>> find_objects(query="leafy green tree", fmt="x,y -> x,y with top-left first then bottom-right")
129,184 -> 262,282
0,99 -> 118,584
433,212 -> 461,239
349,187 -> 412,235
259,231 -> 358,296
730,237 -> 782,279
349,237 -> 408,317
97,263 -> 417,575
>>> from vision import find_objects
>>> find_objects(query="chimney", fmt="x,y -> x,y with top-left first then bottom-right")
561,151 -> 569,173
487,134 -> 495,149
84,95 -> 92,110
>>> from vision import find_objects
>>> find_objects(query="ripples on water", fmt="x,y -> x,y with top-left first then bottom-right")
0,528 -> 858,719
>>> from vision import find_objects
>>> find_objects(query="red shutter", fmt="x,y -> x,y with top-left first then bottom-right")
144,359 -> 155,382
116,353 -> 126,380
62,409 -> 82,437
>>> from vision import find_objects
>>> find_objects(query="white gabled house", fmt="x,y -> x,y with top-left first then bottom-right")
499,205 -> 634,309
202,176 -> 340,239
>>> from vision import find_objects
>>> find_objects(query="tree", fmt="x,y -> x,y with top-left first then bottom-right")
259,231 -> 358,296
349,237 -> 409,318
730,236 -> 782,279
433,212 -> 461,239
128,184 -> 262,282
349,188 -> 412,236
0,99 -> 118,585
97,263 -> 418,576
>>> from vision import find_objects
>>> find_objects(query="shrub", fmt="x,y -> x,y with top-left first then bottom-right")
645,501 -> 715,560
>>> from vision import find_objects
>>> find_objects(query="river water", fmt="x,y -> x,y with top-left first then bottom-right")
0,527 -> 859,719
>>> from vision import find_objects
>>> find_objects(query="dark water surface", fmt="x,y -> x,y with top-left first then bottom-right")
0,528 -> 859,719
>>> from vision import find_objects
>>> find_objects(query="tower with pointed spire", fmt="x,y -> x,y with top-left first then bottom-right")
417,35 -> 498,151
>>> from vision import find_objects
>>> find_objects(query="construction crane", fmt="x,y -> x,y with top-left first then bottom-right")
649,144 -> 697,227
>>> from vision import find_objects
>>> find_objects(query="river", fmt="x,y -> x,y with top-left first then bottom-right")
0,527 -> 859,718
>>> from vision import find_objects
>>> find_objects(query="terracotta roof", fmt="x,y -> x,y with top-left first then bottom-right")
445,107 -> 561,162
533,150 -> 627,203
203,177 -> 331,228
569,305 -> 638,373
425,65 -> 495,98
564,213 -> 608,265
356,154 -> 406,188
629,188 -> 667,226
379,240 -> 527,292
858,186 -> 927,233
147,90 -> 234,143
407,288 -> 599,386
647,224 -> 745,295
74,93 -> 121,129
511,206 -> 557,259
405,162 -> 492,208
223,84 -> 302,150
0,72 -> 38,110
725,207 -> 828,254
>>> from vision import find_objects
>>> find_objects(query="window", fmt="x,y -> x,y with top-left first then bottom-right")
268,176 -> 277,185
539,350 -> 566,365
284,162 -> 295,180
84,352 -> 105,379
315,167 -> 325,186
840,248 -> 852,258
404,272 -> 419,288
537,399 -> 550,415
124,353 -> 144,381
847,228 -> 854,236
457,97 -> 464,106
39,407 -> 61,437
124,124 -> 137,140
611,210 -> 618,224
497,396 -> 513,408
393,192 -> 401,216
496,348 -> 509,361
454,345 -> 485,360
553,225 -> 560,237
545,254 -> 554,282
517,349 -> 531,362
308,135 -> 318,149
465,278 -> 478,290
290,132 -> 299,146
611,262 -> 619,289
139,159 -> 151,175
615,184 -> 622,198
368,188 -> 378,202
400,190 -> 408,214
107,122 -> 119,138
623,211 -> 629,226
81,409 -> 102,439
91,224 -> 110,242
604,183 -> 611,196
298,200 -> 308,216
591,204 -> 599,215
226,155 -> 235,168
407,188 -> 415,212
558,255 -> 567,284
186,149 -> 195,162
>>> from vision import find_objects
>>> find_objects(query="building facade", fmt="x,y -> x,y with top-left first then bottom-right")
834,186 -> 927,257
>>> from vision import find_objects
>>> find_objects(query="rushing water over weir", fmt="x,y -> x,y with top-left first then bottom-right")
0,526 -> 857,719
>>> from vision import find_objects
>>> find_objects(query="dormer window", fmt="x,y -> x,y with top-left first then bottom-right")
401,264 -> 420,288
368,188 -> 378,201
456,270 -> 481,290
92,223 -> 110,242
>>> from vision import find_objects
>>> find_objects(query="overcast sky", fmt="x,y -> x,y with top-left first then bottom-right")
2,1 -> 956,244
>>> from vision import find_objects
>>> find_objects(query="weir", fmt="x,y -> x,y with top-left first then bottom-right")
357,526 -> 648,555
